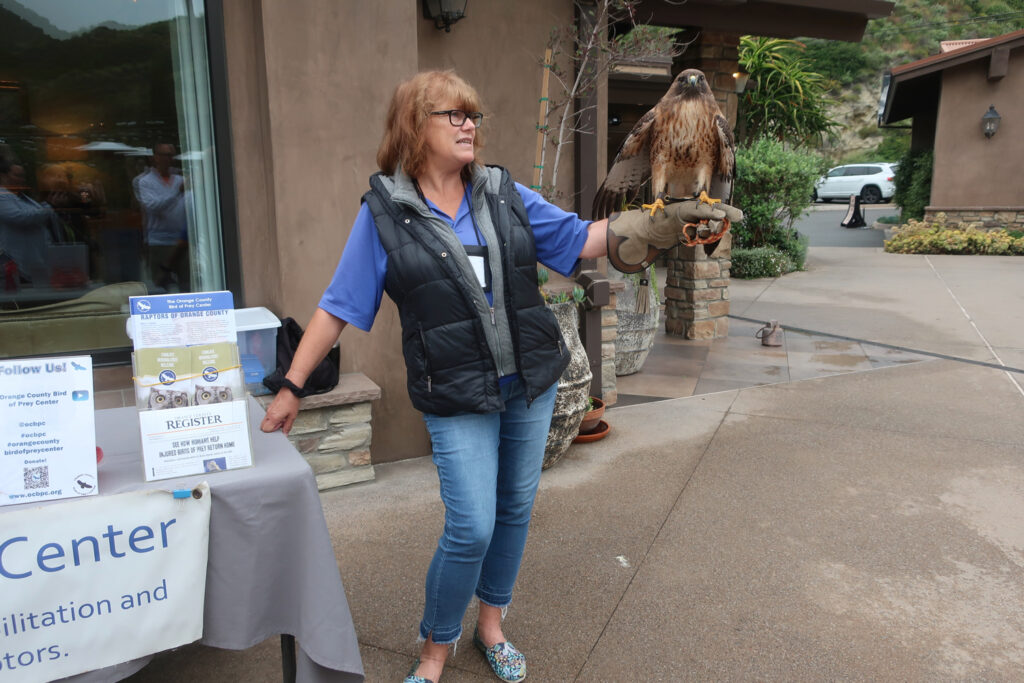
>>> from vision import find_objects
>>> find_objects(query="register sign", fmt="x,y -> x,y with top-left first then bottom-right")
0,483 -> 211,682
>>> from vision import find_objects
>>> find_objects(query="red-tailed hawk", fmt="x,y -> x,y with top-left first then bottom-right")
593,68 -> 735,221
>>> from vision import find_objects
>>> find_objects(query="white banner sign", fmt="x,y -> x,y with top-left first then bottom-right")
0,483 -> 211,682
0,356 -> 97,507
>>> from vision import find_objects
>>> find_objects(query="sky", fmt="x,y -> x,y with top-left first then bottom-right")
10,0 -> 199,33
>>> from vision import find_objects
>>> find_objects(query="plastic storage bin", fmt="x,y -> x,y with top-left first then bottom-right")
236,307 -> 281,396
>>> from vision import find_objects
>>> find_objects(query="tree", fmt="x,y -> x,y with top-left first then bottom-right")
737,36 -> 837,146
893,149 -> 933,221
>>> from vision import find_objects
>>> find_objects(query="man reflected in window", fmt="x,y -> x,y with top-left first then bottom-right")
133,142 -> 190,292
0,158 -> 55,289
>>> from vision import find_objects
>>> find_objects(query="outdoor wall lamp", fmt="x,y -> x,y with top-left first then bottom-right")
422,0 -> 468,32
733,71 -> 750,93
982,104 -> 1001,138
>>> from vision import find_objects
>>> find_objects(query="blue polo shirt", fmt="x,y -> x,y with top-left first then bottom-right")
318,182 -> 590,332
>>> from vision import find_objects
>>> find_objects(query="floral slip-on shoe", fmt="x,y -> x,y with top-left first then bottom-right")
403,658 -> 435,683
473,628 -> 527,682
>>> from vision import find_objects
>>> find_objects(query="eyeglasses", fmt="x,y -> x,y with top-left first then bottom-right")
430,109 -> 484,128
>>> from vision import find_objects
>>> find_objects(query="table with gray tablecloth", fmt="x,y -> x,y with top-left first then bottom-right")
30,397 -> 365,682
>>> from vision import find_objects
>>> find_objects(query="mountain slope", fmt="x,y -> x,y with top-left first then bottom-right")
802,0 -> 1024,161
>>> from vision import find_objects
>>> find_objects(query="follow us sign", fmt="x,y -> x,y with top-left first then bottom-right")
0,355 -> 97,507
0,483 -> 210,682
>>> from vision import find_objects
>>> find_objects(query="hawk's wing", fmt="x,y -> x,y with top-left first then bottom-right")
704,111 -> 737,257
710,112 -> 736,204
592,109 -> 656,219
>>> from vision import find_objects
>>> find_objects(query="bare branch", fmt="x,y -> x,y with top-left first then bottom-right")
535,0 -> 680,203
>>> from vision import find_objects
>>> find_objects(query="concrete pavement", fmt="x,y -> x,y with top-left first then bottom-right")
129,242 -> 1024,682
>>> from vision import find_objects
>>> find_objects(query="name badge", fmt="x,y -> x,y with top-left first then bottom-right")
464,245 -> 491,292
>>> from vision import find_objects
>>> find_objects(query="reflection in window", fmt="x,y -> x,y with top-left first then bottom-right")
0,0 -> 225,359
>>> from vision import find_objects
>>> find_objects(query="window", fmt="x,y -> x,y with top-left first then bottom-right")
0,0 -> 228,359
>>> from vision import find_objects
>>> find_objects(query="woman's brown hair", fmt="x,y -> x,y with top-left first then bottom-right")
377,70 -> 484,183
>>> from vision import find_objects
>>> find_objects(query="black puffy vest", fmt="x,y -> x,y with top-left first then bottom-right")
362,166 -> 569,416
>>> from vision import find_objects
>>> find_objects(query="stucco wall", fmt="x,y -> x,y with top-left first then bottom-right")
931,48 -> 1024,210
222,0 -> 280,311
417,2 -> 578,208
226,0 -> 578,462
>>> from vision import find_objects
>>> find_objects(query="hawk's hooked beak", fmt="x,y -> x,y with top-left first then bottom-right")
687,74 -> 698,86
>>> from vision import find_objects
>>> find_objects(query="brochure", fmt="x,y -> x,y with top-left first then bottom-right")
128,291 -> 236,349
128,291 -> 253,481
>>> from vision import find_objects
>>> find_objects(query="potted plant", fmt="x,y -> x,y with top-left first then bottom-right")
574,396 -> 611,443
579,396 -> 605,433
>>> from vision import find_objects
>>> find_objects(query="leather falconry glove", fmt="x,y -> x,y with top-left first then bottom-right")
606,199 -> 744,273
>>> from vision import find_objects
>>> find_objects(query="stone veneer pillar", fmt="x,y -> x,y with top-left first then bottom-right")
664,235 -> 732,340
923,208 -> 1024,230
256,372 -> 380,490
600,280 -> 625,405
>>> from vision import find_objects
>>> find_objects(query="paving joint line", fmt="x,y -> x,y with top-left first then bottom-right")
728,314 -> 1024,376
360,640 -> 479,678
923,255 -> 1024,397
572,396 -> 738,682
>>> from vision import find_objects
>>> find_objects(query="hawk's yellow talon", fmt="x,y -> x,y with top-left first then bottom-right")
641,197 -> 667,217
697,190 -> 721,207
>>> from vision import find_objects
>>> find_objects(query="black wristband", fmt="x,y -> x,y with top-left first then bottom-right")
278,377 -> 308,398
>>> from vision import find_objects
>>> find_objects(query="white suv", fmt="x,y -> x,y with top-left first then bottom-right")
813,163 -> 897,204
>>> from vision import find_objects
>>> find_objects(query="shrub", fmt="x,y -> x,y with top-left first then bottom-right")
874,128 -> 910,162
892,149 -> 933,220
884,216 -> 1024,255
768,229 -> 809,271
876,215 -> 901,224
731,246 -> 793,278
733,137 -> 824,248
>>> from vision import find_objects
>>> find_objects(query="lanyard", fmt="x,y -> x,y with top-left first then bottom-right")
464,184 -> 485,246
413,179 -> 491,292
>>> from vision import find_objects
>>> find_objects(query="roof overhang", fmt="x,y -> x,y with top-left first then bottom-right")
880,29 -> 1024,124
631,0 -> 894,42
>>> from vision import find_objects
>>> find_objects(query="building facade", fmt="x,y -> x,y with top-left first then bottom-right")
1,0 -> 892,466
880,29 -> 1024,228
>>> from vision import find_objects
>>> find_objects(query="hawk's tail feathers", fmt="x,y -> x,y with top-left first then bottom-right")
592,185 -> 643,221
591,185 -> 620,221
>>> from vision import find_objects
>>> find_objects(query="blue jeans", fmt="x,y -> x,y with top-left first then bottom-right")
418,379 -> 558,644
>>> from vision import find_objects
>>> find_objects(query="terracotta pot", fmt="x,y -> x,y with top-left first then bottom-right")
578,396 -> 605,433
542,302 -> 591,469
573,419 -> 611,443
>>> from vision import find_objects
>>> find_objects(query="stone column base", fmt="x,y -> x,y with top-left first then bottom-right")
257,373 -> 380,491
664,234 -> 732,340
601,280 -> 625,405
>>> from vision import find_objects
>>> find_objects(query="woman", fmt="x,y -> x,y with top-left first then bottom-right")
260,70 -> 739,683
